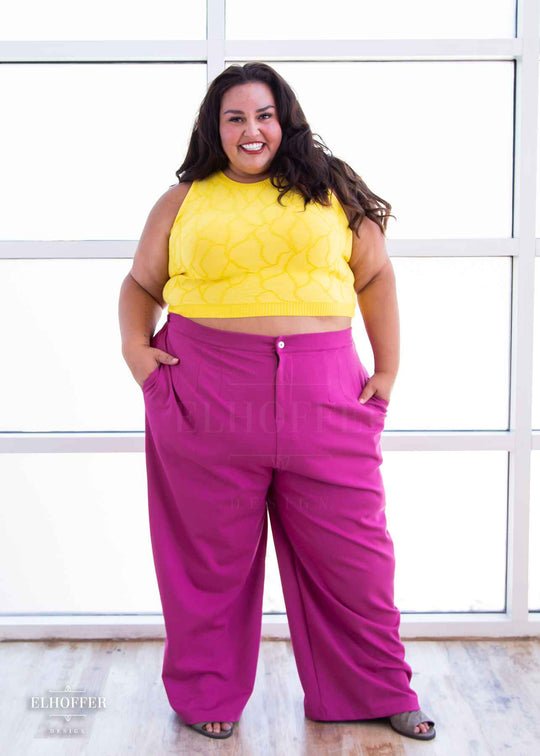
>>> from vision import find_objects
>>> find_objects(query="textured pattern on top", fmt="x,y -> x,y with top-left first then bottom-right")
163,170 -> 357,317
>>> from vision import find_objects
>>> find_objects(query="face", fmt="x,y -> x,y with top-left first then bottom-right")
219,81 -> 282,181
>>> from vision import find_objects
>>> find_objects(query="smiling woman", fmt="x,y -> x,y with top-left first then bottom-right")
165,77 -> 390,337
119,61 -> 435,743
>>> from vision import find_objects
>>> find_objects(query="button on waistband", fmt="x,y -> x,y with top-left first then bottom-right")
278,340 -> 285,348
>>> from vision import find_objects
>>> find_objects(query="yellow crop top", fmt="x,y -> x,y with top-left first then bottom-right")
163,170 -> 357,318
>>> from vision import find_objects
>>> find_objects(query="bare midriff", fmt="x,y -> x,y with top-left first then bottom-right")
185,315 -> 352,336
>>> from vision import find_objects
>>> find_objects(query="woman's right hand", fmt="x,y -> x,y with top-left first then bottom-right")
124,344 -> 179,388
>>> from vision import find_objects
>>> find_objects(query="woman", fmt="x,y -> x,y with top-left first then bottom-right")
119,62 -> 436,743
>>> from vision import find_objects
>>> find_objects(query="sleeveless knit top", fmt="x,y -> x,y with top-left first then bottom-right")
163,170 -> 357,318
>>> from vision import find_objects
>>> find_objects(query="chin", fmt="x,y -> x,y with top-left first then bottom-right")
233,161 -> 271,173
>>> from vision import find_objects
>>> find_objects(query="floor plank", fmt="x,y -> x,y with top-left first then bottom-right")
0,638 -> 538,755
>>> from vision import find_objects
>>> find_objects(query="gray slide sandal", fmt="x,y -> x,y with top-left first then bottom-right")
188,721 -> 235,739
388,709 -> 436,740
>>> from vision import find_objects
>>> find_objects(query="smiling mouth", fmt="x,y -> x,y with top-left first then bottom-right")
239,143 -> 266,154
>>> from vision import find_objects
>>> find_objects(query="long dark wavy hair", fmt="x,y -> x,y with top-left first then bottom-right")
172,62 -> 395,236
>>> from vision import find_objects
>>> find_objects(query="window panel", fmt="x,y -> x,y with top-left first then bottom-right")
0,259 -> 156,432
226,61 -> 514,239
536,69 -> 540,237
533,258 -> 540,430
263,525 -> 284,614
0,453 -> 160,613
352,257 -> 512,431
0,257 -> 511,433
264,451 -> 508,614
0,63 -> 207,239
227,0 -> 516,40
386,451 -> 507,612
0,8 -> 533,624
530,451 -> 540,612
0,0 -> 206,40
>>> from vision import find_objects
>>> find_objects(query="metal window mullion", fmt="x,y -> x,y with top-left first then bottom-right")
0,431 -> 516,454
207,0 -> 226,85
0,40 -> 206,62
0,238 -> 521,260
508,0 -> 539,624
0,38 -> 522,64
224,37 -> 521,62
0,613 -> 538,640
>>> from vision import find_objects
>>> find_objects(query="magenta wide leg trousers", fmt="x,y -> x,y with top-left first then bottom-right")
142,312 -> 420,725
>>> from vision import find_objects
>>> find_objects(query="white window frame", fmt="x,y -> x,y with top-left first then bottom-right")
0,0 -> 538,640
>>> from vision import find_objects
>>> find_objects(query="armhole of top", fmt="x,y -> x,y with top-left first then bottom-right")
169,181 -> 196,234
330,191 -> 354,263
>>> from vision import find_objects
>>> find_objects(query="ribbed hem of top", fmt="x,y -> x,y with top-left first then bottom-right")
167,301 -> 356,318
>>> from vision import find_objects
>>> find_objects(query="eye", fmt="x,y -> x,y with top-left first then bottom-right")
228,113 -> 272,122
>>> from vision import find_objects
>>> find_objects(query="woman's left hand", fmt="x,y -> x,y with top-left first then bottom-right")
358,371 -> 394,405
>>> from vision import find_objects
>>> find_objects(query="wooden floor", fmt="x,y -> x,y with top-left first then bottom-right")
1,638 -> 539,755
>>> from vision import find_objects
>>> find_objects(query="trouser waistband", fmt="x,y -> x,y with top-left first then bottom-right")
166,312 -> 353,353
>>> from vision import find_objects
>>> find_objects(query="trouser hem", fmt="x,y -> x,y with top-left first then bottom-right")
178,712 -> 242,726
304,696 -> 421,723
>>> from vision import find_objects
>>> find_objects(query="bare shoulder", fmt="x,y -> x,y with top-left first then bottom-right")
348,216 -> 391,294
161,181 -> 194,233
138,181 -> 194,234
130,180 -> 193,307
166,180 -> 193,203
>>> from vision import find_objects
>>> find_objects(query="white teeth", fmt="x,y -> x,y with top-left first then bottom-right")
240,142 -> 264,151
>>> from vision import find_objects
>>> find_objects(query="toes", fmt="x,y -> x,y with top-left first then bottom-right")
201,720 -> 232,733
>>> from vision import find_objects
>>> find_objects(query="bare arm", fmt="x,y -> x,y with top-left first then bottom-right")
119,182 -> 191,381
119,273 -> 164,359
119,182 -> 191,348
356,262 -> 400,379
348,217 -> 400,399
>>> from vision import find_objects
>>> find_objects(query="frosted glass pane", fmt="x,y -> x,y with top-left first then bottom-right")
227,0 -> 516,39
0,0 -> 206,40
0,63 -> 207,239
537,74 -> 540,237
263,517 -> 285,613
533,259 -> 540,430
225,61 -> 514,239
262,450 -> 508,615
0,453 -> 161,613
530,451 -> 540,612
385,451 -> 508,612
0,260 -> 157,433
0,257 -> 511,433
0,451 -> 505,615
351,258 -> 511,431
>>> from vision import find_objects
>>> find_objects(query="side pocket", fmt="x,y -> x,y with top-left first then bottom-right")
142,364 -> 161,393
336,346 -> 360,404
368,393 -> 389,411
354,351 -> 389,411
141,320 -> 169,394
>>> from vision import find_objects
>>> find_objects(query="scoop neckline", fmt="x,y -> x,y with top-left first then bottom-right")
218,170 -> 271,186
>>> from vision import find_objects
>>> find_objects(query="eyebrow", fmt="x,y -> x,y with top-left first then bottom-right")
223,105 -> 276,115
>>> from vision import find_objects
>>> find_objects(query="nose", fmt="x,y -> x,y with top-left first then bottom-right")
243,118 -> 263,137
